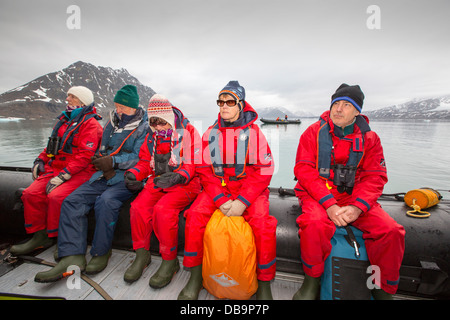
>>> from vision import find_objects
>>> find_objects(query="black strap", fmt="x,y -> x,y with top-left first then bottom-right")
344,226 -> 361,259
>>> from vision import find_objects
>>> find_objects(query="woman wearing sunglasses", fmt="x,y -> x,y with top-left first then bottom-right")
179,81 -> 277,300
123,94 -> 201,288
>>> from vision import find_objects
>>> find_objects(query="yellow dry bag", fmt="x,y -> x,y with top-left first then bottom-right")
202,209 -> 258,300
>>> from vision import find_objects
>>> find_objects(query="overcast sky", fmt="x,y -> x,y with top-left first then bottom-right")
1,0 -> 449,116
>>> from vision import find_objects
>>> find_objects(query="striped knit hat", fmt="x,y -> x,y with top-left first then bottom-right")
147,94 -> 175,128
219,80 -> 245,102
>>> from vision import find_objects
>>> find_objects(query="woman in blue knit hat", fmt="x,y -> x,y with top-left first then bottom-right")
179,81 -> 278,300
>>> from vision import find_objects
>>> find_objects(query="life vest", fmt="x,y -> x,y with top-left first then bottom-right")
100,126 -> 139,157
146,115 -> 189,172
100,109 -> 148,157
208,122 -> 250,180
317,115 -> 370,180
50,105 -> 101,155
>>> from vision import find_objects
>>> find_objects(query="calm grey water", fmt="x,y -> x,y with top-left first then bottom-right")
1,116 -> 449,198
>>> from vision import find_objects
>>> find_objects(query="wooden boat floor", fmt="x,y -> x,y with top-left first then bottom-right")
1,246 -> 422,300
0,245 -> 304,300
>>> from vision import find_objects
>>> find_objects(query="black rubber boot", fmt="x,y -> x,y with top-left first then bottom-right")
86,250 -> 112,275
123,248 -> 151,283
256,280 -> 273,300
292,274 -> 321,300
10,230 -> 53,256
34,255 -> 86,283
177,264 -> 203,300
149,258 -> 180,289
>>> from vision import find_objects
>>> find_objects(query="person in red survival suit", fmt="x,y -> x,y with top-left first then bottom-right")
178,81 -> 277,300
123,94 -> 202,289
293,84 -> 405,300
10,86 -> 103,256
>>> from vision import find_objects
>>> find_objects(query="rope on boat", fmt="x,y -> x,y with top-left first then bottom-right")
274,187 -> 449,219
406,199 -> 431,218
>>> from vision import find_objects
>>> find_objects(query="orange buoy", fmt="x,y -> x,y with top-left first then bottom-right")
404,188 -> 442,218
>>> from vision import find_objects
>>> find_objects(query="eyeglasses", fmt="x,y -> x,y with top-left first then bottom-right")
149,117 -> 168,127
217,99 -> 239,107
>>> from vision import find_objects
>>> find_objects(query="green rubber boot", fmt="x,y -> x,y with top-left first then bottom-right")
124,248 -> 151,283
177,265 -> 203,300
292,274 -> 321,300
372,288 -> 394,300
149,258 -> 180,289
10,230 -> 53,256
34,255 -> 86,283
86,250 -> 112,275
256,280 -> 273,300
53,246 -> 59,262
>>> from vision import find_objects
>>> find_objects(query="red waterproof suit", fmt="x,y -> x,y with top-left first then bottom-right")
128,107 -> 201,260
294,111 -> 405,294
22,106 -> 103,237
183,102 -> 277,281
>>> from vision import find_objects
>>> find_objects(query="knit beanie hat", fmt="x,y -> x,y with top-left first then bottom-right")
147,94 -> 175,128
114,85 -> 140,109
219,80 -> 246,102
67,86 -> 94,106
331,83 -> 365,112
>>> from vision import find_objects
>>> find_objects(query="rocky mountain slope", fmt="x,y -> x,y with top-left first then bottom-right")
0,61 -> 155,119
364,95 -> 450,120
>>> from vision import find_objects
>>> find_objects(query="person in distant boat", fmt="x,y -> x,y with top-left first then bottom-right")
178,81 -> 277,300
292,83 -> 405,300
276,117 -> 280,121
10,86 -> 103,257
122,94 -> 202,288
285,114 -> 288,120
34,85 -> 148,282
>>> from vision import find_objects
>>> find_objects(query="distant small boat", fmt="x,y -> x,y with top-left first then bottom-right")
260,118 -> 301,124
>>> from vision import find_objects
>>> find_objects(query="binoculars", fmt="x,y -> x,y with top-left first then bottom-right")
333,164 -> 357,195
46,136 -> 61,157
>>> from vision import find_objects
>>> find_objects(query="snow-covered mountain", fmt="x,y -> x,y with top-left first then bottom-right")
364,95 -> 450,120
0,61 -> 156,119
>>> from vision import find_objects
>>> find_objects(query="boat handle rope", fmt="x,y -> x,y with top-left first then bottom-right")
17,255 -> 113,300
406,199 -> 431,218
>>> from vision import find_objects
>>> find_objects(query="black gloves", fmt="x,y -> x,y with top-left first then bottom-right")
154,172 -> 187,189
124,171 -> 186,192
92,155 -> 114,172
124,171 -> 143,192
92,155 -> 116,180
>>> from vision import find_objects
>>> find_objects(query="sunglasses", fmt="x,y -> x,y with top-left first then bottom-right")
217,99 -> 239,107
149,117 -> 168,127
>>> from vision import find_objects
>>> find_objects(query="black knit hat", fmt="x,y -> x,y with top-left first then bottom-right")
331,83 -> 365,112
